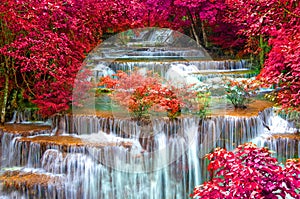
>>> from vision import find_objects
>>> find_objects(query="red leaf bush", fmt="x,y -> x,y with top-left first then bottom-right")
191,143 -> 300,198
98,70 -> 201,120
224,0 -> 300,111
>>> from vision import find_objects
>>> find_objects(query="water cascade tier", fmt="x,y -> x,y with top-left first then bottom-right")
252,110 -> 300,163
84,28 -> 255,99
7,109 -> 47,124
1,28 -> 294,198
0,108 -> 277,199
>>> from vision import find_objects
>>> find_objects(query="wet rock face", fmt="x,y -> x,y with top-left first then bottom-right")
279,111 -> 300,132
271,133 -> 300,140
0,124 -> 51,136
0,170 -> 64,198
18,135 -> 133,149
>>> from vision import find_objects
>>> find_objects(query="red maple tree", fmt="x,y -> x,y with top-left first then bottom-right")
0,0 -> 148,119
224,0 -> 300,110
99,70 -> 189,119
1,0 -> 299,121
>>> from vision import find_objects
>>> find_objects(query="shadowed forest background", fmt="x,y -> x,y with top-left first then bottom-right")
1,0 -> 299,122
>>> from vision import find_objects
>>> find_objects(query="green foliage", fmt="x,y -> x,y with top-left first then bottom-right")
264,92 -> 277,103
225,79 -> 260,109
196,91 -> 211,118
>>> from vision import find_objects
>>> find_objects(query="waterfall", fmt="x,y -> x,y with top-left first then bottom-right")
0,108 -> 274,198
0,127 -> 51,167
254,135 -> 299,163
96,59 -> 251,79
252,109 -> 299,163
7,109 -> 46,124
1,27 -> 285,198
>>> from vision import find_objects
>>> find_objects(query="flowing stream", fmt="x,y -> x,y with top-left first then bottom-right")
1,28 -> 298,198
1,107 -> 288,198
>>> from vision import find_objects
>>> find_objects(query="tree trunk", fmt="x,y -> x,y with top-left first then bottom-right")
187,9 -> 201,46
259,35 -> 265,69
201,21 -> 208,48
191,22 -> 201,46
1,72 -> 9,125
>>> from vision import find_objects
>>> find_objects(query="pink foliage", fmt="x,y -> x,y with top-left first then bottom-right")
2,0 -> 298,116
192,143 -> 300,198
0,0 -> 147,116
260,27 -> 300,110
0,0 -> 100,116
224,0 -> 300,110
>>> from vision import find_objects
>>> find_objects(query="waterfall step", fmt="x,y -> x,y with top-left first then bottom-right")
0,124 -> 51,136
104,60 -> 252,78
11,135 -> 134,168
0,170 -> 64,198
253,133 -> 300,163
270,133 -> 300,140
17,135 -> 133,151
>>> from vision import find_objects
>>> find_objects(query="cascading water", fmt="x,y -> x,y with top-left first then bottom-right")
1,28 -> 293,198
0,126 -> 52,168
0,108 -> 274,198
7,109 -> 46,124
86,27 -> 253,86
251,109 -> 299,163
104,59 -> 251,79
